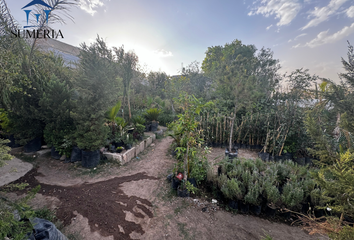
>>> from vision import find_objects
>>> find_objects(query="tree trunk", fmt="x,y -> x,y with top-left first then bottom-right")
229,103 -> 238,152
128,91 -> 132,120
122,95 -> 125,119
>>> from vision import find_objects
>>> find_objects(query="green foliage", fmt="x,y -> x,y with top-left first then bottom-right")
72,36 -> 120,151
0,138 -> 13,167
221,178 -> 243,200
0,109 -> 10,133
106,101 -> 122,123
244,181 -> 262,205
144,108 -> 161,122
329,225 -> 354,240
0,185 -> 41,239
40,74 -> 75,155
281,181 -> 304,208
312,150 -> 354,219
132,115 -> 146,125
157,111 -> 175,126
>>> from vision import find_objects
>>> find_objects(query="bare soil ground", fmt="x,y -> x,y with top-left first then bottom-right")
4,136 -> 329,240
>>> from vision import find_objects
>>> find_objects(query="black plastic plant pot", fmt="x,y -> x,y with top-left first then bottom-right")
295,158 -> 305,166
151,121 -> 159,132
301,202 -> 310,214
167,173 -> 173,182
239,202 -> 249,214
116,149 -> 123,153
6,134 -> 21,148
250,205 -> 262,215
81,149 -> 100,168
51,147 -> 61,160
187,178 -> 197,188
283,153 -> 293,160
305,157 -> 313,165
265,205 -> 276,217
240,144 -> 246,149
229,200 -> 238,210
171,149 -> 178,156
274,155 -> 283,162
269,155 -> 275,161
225,149 -> 229,158
246,144 -> 251,149
24,137 -> 42,153
145,124 -> 151,132
217,166 -> 222,176
177,186 -> 190,198
258,152 -> 269,162
125,144 -> 132,150
228,152 -> 238,160
110,145 -> 116,153
314,209 -> 325,218
114,141 -> 124,148
280,210 -> 291,219
70,146 -> 82,162
171,178 -> 180,190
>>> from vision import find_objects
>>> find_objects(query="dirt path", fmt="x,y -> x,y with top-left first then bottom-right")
6,137 -> 328,240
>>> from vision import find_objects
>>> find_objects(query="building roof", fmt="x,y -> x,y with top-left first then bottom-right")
35,38 -> 80,68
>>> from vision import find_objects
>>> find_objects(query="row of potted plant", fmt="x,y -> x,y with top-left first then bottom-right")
210,158 -> 322,218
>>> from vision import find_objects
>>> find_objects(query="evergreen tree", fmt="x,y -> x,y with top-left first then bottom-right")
39,74 -> 75,155
72,36 -> 120,151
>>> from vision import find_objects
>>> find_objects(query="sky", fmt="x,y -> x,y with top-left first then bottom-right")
6,0 -> 354,82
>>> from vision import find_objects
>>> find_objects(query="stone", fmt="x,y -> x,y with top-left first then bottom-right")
0,158 -> 33,187
60,155 -> 66,161
103,152 -> 122,163
36,148 -> 51,156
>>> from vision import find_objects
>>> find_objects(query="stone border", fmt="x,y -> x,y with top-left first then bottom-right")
103,134 -> 156,165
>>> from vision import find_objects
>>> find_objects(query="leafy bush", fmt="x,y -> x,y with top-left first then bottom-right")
221,178 -> 243,200
0,138 -> 13,167
144,108 -> 161,122
132,115 -> 146,125
281,181 -> 304,209
158,111 -> 175,126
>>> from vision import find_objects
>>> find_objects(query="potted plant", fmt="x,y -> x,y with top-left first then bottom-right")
144,108 -> 161,132
264,179 -> 280,217
116,146 -> 124,153
245,181 -> 263,215
123,134 -> 134,150
280,181 -> 304,218
72,37 -> 120,168
221,178 -> 243,210
177,180 -> 190,198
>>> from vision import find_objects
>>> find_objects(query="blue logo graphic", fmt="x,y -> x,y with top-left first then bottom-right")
22,0 -> 53,28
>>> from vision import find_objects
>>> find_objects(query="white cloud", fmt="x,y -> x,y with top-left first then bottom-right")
301,0 -> 349,30
304,23 -> 354,47
346,6 -> 354,18
288,33 -> 306,43
79,0 -> 104,16
153,49 -> 173,58
294,33 -> 307,40
248,0 -> 302,26
292,43 -> 301,48
266,24 -> 273,30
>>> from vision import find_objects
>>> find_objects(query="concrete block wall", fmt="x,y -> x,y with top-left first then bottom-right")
135,141 -> 145,155
103,136 -> 154,165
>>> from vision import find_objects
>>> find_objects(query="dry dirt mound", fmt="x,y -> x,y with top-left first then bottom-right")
12,168 -> 157,239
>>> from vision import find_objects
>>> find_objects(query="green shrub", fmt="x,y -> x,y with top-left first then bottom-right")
244,181 -> 262,205
221,178 -> 243,200
132,115 -> 146,125
144,108 -> 161,122
281,181 -> 304,209
158,111 -> 175,126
